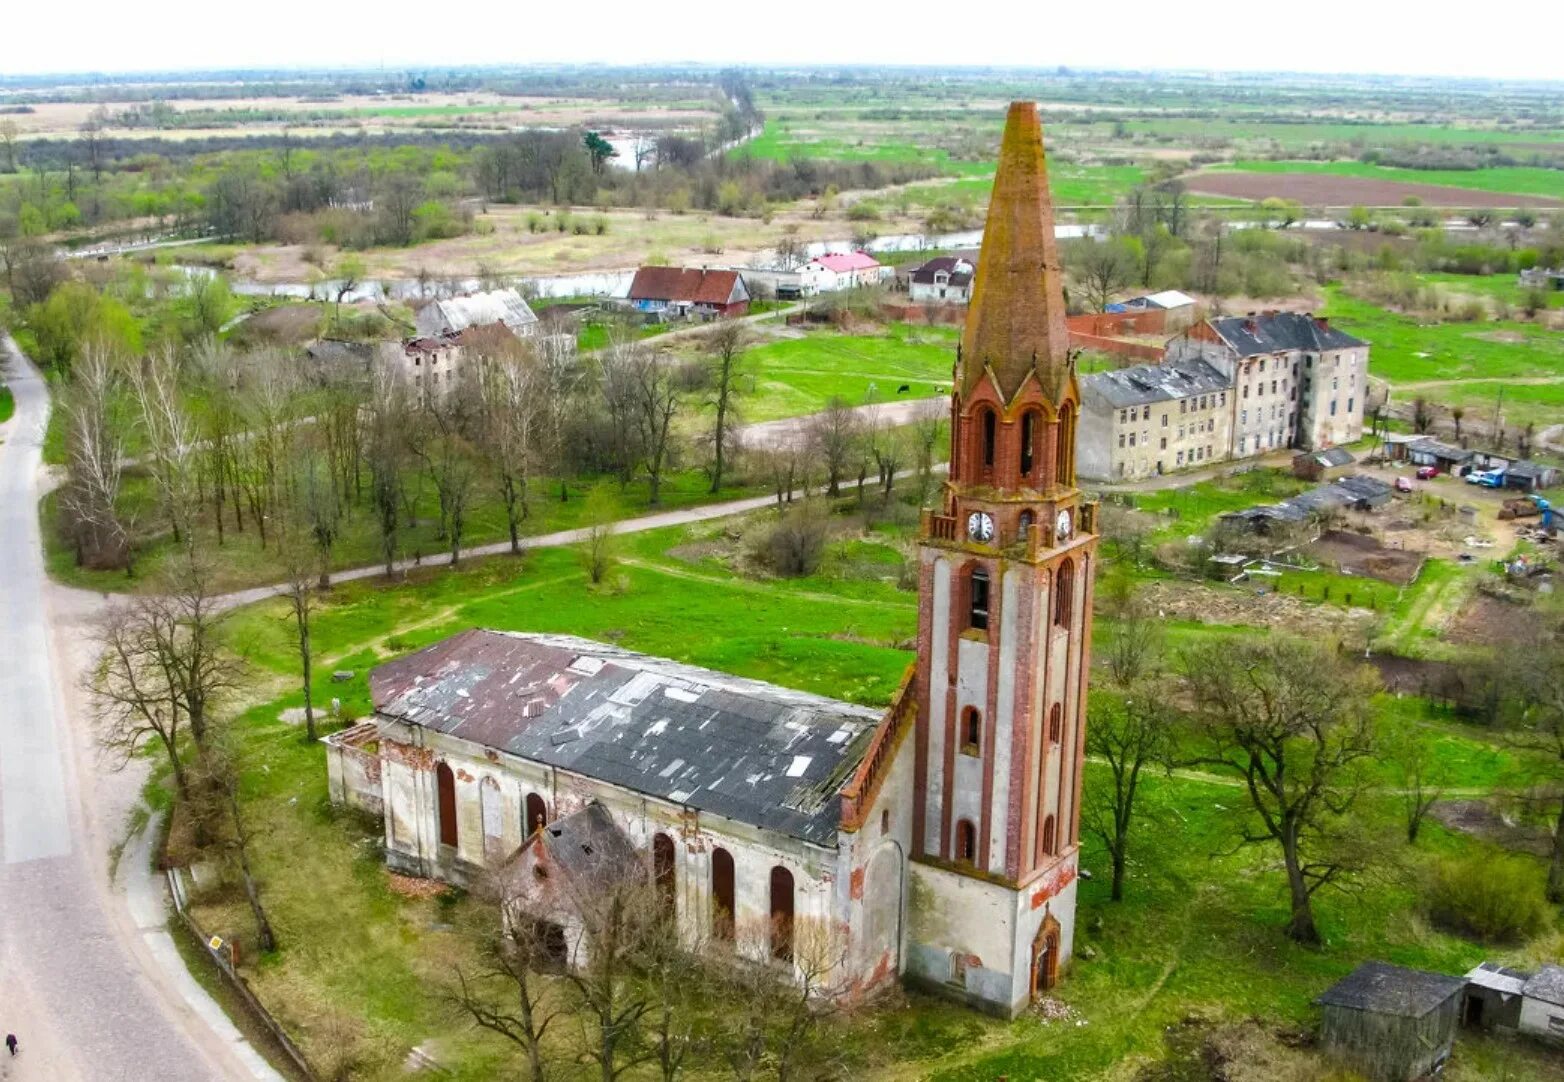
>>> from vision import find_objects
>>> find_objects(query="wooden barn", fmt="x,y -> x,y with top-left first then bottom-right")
1318,961 -> 1464,1081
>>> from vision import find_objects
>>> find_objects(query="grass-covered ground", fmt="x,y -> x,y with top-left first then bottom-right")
0,385 -> 13,425
182,494 -> 1560,1080
730,323 -> 956,422
1217,160 -> 1564,201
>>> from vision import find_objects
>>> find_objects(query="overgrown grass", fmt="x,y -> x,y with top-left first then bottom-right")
1220,160 -> 1564,200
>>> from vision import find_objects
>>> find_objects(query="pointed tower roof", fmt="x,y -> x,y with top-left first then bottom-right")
959,102 -> 1073,403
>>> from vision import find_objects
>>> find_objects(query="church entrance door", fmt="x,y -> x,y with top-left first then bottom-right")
1031,916 -> 1061,997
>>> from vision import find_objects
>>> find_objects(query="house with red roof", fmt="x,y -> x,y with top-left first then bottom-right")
625,267 -> 750,319
801,250 -> 889,293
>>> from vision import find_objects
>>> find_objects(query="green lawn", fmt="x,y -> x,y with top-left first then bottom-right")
1115,118 -> 1564,149
735,324 -> 957,422
1219,160 -> 1564,201
0,385 -> 13,425
194,503 -> 1553,1080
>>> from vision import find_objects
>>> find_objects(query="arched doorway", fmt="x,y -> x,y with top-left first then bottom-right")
1031,915 -> 1062,997
711,848 -> 735,943
525,792 -> 548,834
769,866 -> 795,962
652,833 -> 676,917
436,762 -> 458,848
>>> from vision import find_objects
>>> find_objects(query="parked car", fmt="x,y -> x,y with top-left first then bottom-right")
1395,477 -> 1414,493
1416,466 -> 1439,480
1465,469 -> 1506,488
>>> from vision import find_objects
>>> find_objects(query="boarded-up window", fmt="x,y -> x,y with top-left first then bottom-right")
1042,815 -> 1057,856
436,762 -> 458,848
653,833 -> 676,916
955,820 -> 977,865
1054,559 -> 1074,628
712,847 -> 735,943
770,866 -> 795,962
480,776 -> 503,860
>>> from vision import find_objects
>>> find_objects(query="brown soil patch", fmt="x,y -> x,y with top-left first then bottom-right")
385,872 -> 447,900
1445,592 -> 1526,647
1364,653 -> 1460,696
1431,800 -> 1550,857
1186,171 -> 1562,208
228,303 -> 323,348
1309,528 -> 1425,585
1134,579 -> 1377,638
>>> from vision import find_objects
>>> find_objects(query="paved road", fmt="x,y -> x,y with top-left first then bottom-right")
0,338 -> 264,1081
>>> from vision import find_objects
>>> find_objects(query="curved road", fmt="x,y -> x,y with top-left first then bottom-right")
0,339 -> 263,1081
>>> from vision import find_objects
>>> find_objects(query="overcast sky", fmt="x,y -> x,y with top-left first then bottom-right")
7,0 -> 1563,82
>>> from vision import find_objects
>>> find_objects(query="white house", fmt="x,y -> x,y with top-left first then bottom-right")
800,251 -> 889,293
908,256 -> 975,304
414,288 -> 539,340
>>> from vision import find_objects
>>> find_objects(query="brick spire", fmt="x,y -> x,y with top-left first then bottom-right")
959,102 -> 1072,403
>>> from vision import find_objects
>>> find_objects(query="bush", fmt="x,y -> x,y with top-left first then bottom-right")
1428,852 -> 1549,943
758,502 -> 829,577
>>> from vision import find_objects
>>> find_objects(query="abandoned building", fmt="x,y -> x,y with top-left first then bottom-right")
413,287 -> 540,340
1076,357 -> 1232,481
326,101 -> 1097,1019
1317,961 -> 1464,1082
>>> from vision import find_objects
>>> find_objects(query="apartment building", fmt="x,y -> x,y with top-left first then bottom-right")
1077,357 -> 1233,481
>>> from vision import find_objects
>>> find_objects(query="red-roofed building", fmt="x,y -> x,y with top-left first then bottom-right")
626,267 -> 750,319
801,250 -> 888,293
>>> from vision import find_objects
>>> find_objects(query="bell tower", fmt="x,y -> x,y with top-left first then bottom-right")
905,102 -> 1098,1017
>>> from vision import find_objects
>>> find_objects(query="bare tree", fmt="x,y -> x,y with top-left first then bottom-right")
806,396 -> 862,497
474,335 -> 546,554
127,347 -> 199,549
408,384 -> 479,567
1387,728 -> 1447,844
451,893 -> 566,1082
1410,396 -> 1436,435
604,343 -> 682,507
581,485 -> 619,586
365,369 -> 409,577
191,740 -> 278,953
908,397 -> 946,505
865,410 -> 906,504
703,320 -> 750,493
717,919 -> 845,1082
1179,639 -> 1379,943
60,345 -> 131,570
1069,236 -> 1137,313
1502,603 -> 1564,900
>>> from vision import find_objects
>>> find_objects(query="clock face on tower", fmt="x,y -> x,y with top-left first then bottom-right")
967,511 -> 995,543
1056,508 -> 1072,540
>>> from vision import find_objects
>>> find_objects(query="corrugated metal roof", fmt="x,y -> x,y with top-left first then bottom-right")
1466,962 -> 1530,996
1524,964 -> 1564,1007
415,289 -> 539,337
1317,961 -> 1464,1018
372,630 -> 879,847
1082,357 -> 1229,409
1138,289 -> 1196,309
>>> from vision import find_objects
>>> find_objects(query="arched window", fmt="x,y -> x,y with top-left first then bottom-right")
967,567 -> 990,631
769,866 -> 795,962
653,833 -> 676,916
1048,702 -> 1062,745
1019,411 -> 1037,479
954,820 -> 977,865
436,762 -> 458,849
711,847 -> 735,943
480,776 -> 503,860
1056,403 -> 1076,485
525,793 -> 548,835
980,408 -> 997,470
961,706 -> 982,755
1042,815 -> 1057,857
1053,559 -> 1074,629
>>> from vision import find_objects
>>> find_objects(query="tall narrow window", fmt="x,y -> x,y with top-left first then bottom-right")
980,408 -> 997,469
955,820 -> 977,865
1019,411 -> 1036,478
436,762 -> 458,849
961,707 -> 982,755
968,568 -> 990,631
1057,403 -> 1076,484
653,833 -> 676,916
769,866 -> 795,962
525,793 -> 548,834
1042,815 -> 1058,856
711,848 -> 735,943
1048,702 -> 1062,744
480,776 -> 503,861
1018,510 -> 1034,538
1054,559 -> 1075,628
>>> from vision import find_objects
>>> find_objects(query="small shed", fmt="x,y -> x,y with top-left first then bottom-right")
1405,438 -> 1475,475
1520,964 -> 1564,1043
1317,961 -> 1464,1082
1504,460 -> 1561,493
1462,962 -> 1527,1033
1293,446 -> 1356,482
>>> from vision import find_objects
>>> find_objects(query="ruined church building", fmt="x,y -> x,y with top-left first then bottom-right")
327,101 -> 1098,1018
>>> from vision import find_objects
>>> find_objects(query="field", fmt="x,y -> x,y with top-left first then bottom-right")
171,488 -> 1562,1079
1190,162 -> 1564,205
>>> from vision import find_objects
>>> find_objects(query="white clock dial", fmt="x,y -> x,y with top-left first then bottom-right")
966,511 -> 994,543
1056,509 -> 1072,540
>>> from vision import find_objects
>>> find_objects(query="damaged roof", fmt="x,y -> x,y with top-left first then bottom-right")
414,289 -> 539,338
1524,964 -> 1564,1007
1209,311 -> 1366,358
1300,446 -> 1356,469
1082,357 -> 1229,409
371,630 -> 880,846
1317,961 -> 1464,1018
1223,474 -> 1392,527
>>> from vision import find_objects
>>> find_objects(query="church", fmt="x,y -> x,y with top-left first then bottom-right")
324,101 -> 1098,1019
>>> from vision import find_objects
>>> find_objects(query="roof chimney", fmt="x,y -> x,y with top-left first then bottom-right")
1315,315 -> 1330,330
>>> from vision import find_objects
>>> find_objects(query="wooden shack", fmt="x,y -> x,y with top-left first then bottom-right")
1463,962 -> 1527,1033
1317,961 -> 1464,1081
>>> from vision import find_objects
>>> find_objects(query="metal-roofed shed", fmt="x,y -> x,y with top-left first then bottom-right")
1462,962 -> 1528,1033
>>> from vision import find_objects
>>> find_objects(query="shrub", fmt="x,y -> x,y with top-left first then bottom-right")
758,502 -> 830,577
1428,852 -> 1549,943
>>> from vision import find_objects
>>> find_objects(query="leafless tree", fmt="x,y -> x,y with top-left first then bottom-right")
806,396 -> 862,497
703,319 -> 750,493
1069,236 -> 1137,313
60,344 -> 131,570
1386,728 -> 1447,844
754,435 -> 810,508
474,335 -> 547,554
451,893 -> 567,1082
602,342 -> 682,507
908,397 -> 946,505
364,369 -> 410,577
128,347 -> 199,549
717,919 -> 846,1082
88,556 -> 244,800
865,411 -> 906,504
190,739 -> 278,953
1501,602 -> 1564,900
1178,639 -> 1379,943
0,118 -> 18,173
408,382 -> 479,567
581,485 -> 619,586
1410,396 -> 1436,435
